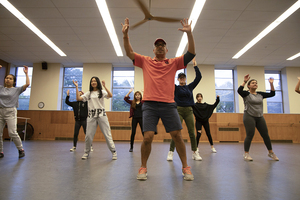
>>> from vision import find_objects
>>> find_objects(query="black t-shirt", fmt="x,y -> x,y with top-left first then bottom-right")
133,103 -> 142,118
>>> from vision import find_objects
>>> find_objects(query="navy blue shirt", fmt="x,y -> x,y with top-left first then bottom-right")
174,66 -> 201,107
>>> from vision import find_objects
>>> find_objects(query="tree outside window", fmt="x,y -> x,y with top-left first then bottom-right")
16,67 -> 33,110
62,67 -> 83,111
112,67 -> 134,111
265,72 -> 283,113
215,69 -> 235,113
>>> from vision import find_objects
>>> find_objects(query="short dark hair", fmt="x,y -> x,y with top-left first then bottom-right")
178,73 -> 186,79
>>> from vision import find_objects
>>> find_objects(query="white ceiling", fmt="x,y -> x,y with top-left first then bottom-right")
0,0 -> 299,69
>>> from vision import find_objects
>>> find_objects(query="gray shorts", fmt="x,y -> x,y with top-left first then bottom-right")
142,101 -> 182,133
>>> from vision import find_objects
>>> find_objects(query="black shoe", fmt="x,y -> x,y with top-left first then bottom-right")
129,148 -> 133,152
0,152 -> 4,158
19,149 -> 25,158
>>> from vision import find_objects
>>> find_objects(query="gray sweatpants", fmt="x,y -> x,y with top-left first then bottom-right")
243,112 -> 272,152
84,115 -> 116,154
0,107 -> 23,152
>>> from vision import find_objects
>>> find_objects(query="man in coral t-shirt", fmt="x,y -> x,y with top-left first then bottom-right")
122,18 -> 196,181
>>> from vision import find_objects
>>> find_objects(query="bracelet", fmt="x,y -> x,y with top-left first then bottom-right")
244,80 -> 247,83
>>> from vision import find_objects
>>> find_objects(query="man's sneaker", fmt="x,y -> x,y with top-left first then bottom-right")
70,147 -> 76,152
268,152 -> 279,161
167,151 -> 174,161
112,151 -> 117,160
0,152 -> 4,158
18,149 -> 25,158
182,166 -> 194,181
211,147 -> 217,153
137,167 -> 147,180
82,153 -> 89,160
243,153 -> 253,161
91,146 -> 94,152
192,151 -> 202,161
129,148 -> 133,152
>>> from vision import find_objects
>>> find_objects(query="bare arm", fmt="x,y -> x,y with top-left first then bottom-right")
178,18 -> 195,55
295,77 -> 300,94
122,18 -> 135,60
72,80 -> 83,101
269,77 -> 275,91
241,74 -> 250,87
102,80 -> 112,98
125,88 -> 133,97
22,65 -> 30,91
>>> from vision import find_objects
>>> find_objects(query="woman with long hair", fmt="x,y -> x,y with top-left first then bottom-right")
0,65 -> 29,158
193,93 -> 220,153
73,76 -> 116,160
124,88 -> 144,152
238,74 -> 279,161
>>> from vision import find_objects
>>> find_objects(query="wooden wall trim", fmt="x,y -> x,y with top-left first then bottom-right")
3,111 -> 300,143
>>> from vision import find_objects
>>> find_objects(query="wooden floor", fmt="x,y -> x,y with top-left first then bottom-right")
0,140 -> 299,200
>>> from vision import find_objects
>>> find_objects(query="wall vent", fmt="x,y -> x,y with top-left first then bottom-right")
218,127 -> 239,131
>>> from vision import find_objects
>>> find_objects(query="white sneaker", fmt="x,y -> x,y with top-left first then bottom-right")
167,151 -> 174,161
211,147 -> 217,153
112,151 -> 117,160
70,147 -> 76,152
82,153 -> 89,160
268,153 -> 279,161
192,151 -> 202,161
91,146 -> 94,152
243,153 -> 253,161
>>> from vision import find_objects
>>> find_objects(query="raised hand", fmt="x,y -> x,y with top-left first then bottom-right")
102,80 -> 106,87
121,18 -> 130,35
67,90 -> 70,96
23,65 -> 28,74
298,77 -> 300,80
268,77 -> 274,84
72,80 -> 78,87
129,88 -> 133,93
244,74 -> 250,83
178,18 -> 192,33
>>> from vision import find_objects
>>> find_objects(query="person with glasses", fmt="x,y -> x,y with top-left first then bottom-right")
122,18 -> 196,181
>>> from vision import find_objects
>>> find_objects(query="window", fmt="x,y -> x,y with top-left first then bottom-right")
215,69 -> 235,113
112,67 -> 134,111
265,71 -> 283,113
62,67 -> 83,111
16,67 -> 33,110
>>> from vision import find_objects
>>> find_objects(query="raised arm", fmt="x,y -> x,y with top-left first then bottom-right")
102,80 -> 112,98
238,74 -> 250,97
122,18 -> 135,60
22,65 -> 30,91
178,18 -> 195,55
295,77 -> 300,94
72,80 -> 83,101
125,88 -> 133,97
269,77 -> 275,91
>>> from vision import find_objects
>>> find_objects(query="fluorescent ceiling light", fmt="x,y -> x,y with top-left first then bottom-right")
176,0 -> 206,57
0,0 -> 66,57
287,52 -> 300,60
96,0 -> 123,57
232,0 -> 300,59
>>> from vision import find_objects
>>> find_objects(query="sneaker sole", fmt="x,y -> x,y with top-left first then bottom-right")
137,174 -> 147,180
112,157 -> 117,160
182,173 -> 194,181
82,157 -> 88,160
192,157 -> 202,161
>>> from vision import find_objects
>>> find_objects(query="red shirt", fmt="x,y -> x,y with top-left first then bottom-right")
134,53 -> 186,103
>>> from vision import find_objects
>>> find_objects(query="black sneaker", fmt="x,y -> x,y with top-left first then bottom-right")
19,149 -> 25,158
0,152 -> 4,158
129,148 -> 133,152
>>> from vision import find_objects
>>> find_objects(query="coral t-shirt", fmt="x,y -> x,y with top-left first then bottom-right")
134,53 -> 186,103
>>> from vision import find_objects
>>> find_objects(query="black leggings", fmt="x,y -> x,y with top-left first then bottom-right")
243,112 -> 272,152
195,120 -> 214,146
130,117 -> 144,148
73,120 -> 87,147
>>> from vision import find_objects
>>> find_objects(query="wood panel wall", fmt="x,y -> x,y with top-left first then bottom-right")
3,111 -> 300,143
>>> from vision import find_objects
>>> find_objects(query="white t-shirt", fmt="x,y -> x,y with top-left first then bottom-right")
81,90 -> 109,118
